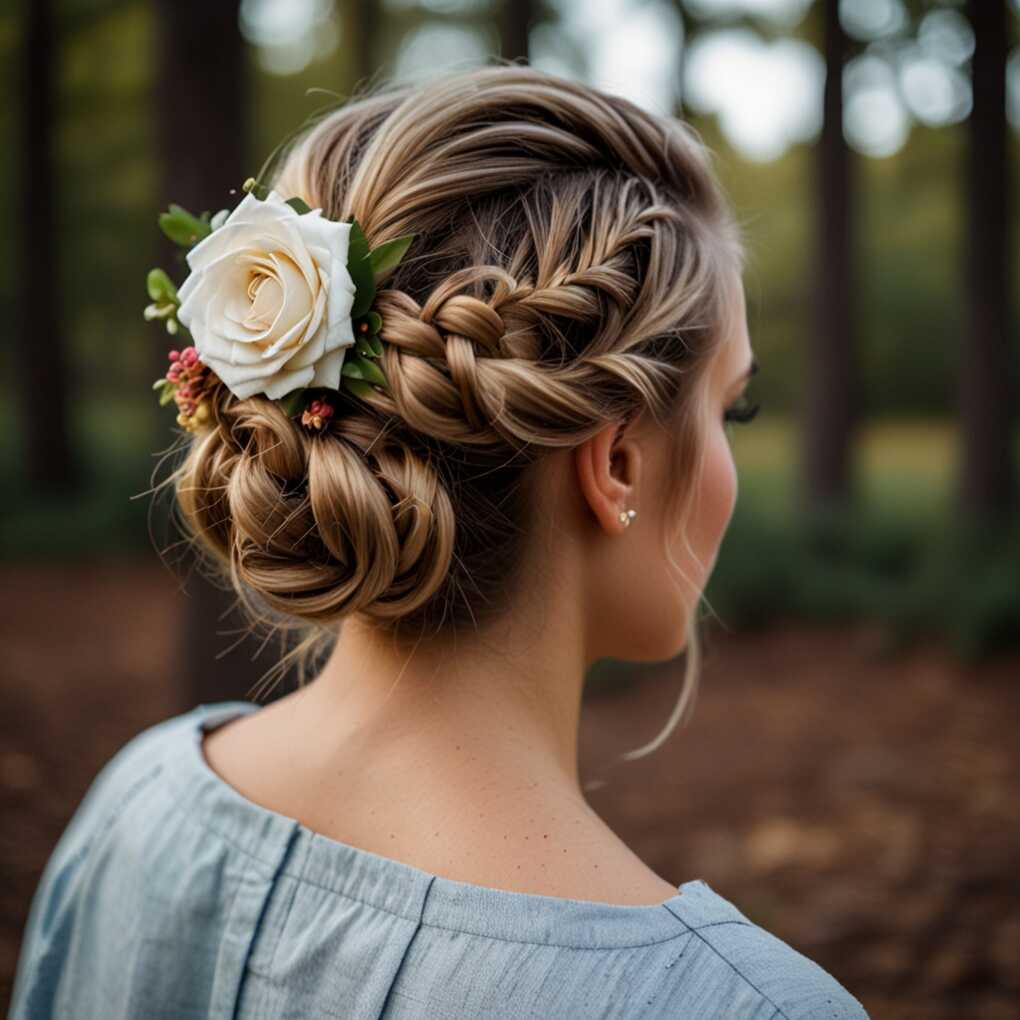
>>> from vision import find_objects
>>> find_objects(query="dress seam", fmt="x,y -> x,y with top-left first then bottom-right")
415,913 -> 694,951
230,825 -> 302,1017
663,909 -> 793,1020
260,832 -> 307,979
374,874 -> 437,1020
163,799 -> 700,950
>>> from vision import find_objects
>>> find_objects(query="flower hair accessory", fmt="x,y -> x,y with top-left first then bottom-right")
146,175 -> 414,432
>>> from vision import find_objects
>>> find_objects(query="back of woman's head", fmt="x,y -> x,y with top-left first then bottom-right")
168,63 -> 745,694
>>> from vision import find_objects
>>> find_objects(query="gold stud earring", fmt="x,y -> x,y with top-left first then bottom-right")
618,508 -> 637,527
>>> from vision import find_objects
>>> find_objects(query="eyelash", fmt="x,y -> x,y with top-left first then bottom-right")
724,398 -> 761,426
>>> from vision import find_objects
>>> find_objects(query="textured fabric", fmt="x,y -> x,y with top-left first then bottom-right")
9,701 -> 870,1019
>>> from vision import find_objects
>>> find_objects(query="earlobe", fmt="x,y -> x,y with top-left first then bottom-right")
574,421 -> 636,535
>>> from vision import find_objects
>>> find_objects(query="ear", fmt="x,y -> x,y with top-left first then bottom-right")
574,419 -> 641,535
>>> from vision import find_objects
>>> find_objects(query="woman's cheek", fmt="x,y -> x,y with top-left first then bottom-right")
692,424 -> 738,576
719,427 -> 739,526
714,425 -> 739,537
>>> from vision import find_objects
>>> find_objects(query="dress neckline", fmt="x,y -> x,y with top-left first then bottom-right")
162,700 -> 747,948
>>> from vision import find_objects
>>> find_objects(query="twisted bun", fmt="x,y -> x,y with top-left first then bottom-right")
166,64 -> 744,677
175,390 -> 455,626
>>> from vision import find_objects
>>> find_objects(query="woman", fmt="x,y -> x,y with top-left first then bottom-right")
10,64 -> 868,1018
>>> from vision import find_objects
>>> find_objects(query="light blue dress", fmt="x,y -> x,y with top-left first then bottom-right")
9,701 -> 869,1019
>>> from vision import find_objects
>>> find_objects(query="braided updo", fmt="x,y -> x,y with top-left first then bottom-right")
167,64 -> 745,700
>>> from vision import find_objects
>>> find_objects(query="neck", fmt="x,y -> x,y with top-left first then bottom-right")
284,581 -> 591,808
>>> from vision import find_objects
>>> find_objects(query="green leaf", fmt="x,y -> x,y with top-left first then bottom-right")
363,310 -> 383,334
341,358 -> 364,380
366,333 -> 383,357
158,203 -> 212,247
347,217 -> 375,318
278,388 -> 308,416
368,234 -> 414,282
286,196 -> 312,215
147,268 -> 178,304
152,377 -> 169,390
344,354 -> 387,385
158,382 -> 176,406
342,377 -> 375,399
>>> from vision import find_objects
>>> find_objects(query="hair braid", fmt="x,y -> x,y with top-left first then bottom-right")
164,65 -> 745,713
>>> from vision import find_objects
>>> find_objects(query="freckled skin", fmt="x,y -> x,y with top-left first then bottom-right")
202,275 -> 754,908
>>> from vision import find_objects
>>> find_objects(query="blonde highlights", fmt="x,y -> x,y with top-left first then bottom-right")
162,65 -> 745,737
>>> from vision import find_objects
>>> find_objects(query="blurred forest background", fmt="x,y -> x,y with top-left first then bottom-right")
1,1 -> 1018,1018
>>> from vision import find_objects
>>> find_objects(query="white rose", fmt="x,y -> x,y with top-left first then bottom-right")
175,188 -> 357,401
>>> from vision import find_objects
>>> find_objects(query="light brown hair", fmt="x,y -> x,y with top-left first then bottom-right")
162,64 -> 745,755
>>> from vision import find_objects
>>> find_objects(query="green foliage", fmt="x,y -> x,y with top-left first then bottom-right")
342,378 -> 375,399
347,217 -> 375,318
369,234 -> 415,281
146,267 -> 177,303
889,518 -> 1020,662
341,352 -> 387,387
151,377 -> 175,406
158,203 -> 212,247
704,486 -> 1020,661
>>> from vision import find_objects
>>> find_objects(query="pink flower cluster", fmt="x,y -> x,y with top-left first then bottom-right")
166,345 -> 212,432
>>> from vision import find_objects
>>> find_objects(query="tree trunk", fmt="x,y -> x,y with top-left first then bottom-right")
351,0 -> 382,92
500,0 -> 534,63
153,0 -> 267,711
800,0 -> 857,518
958,0 -> 1015,526
19,0 -> 77,494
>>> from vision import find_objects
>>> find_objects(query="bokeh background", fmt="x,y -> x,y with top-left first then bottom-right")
2,1 -> 1019,1017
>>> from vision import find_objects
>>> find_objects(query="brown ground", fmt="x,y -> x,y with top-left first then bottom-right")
1,562 -> 1018,1018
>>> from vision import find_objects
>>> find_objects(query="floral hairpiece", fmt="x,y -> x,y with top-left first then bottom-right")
146,176 -> 414,433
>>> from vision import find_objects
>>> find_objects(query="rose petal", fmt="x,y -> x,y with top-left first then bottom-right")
174,188 -> 358,402
284,284 -> 329,371
261,363 -> 316,400
259,252 -> 315,356
297,215 -> 356,337
205,271 -> 275,347
276,216 -> 327,296
180,191 -> 265,273
257,308 -> 314,361
308,343 -> 349,391
246,273 -> 282,332
283,327 -> 326,374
